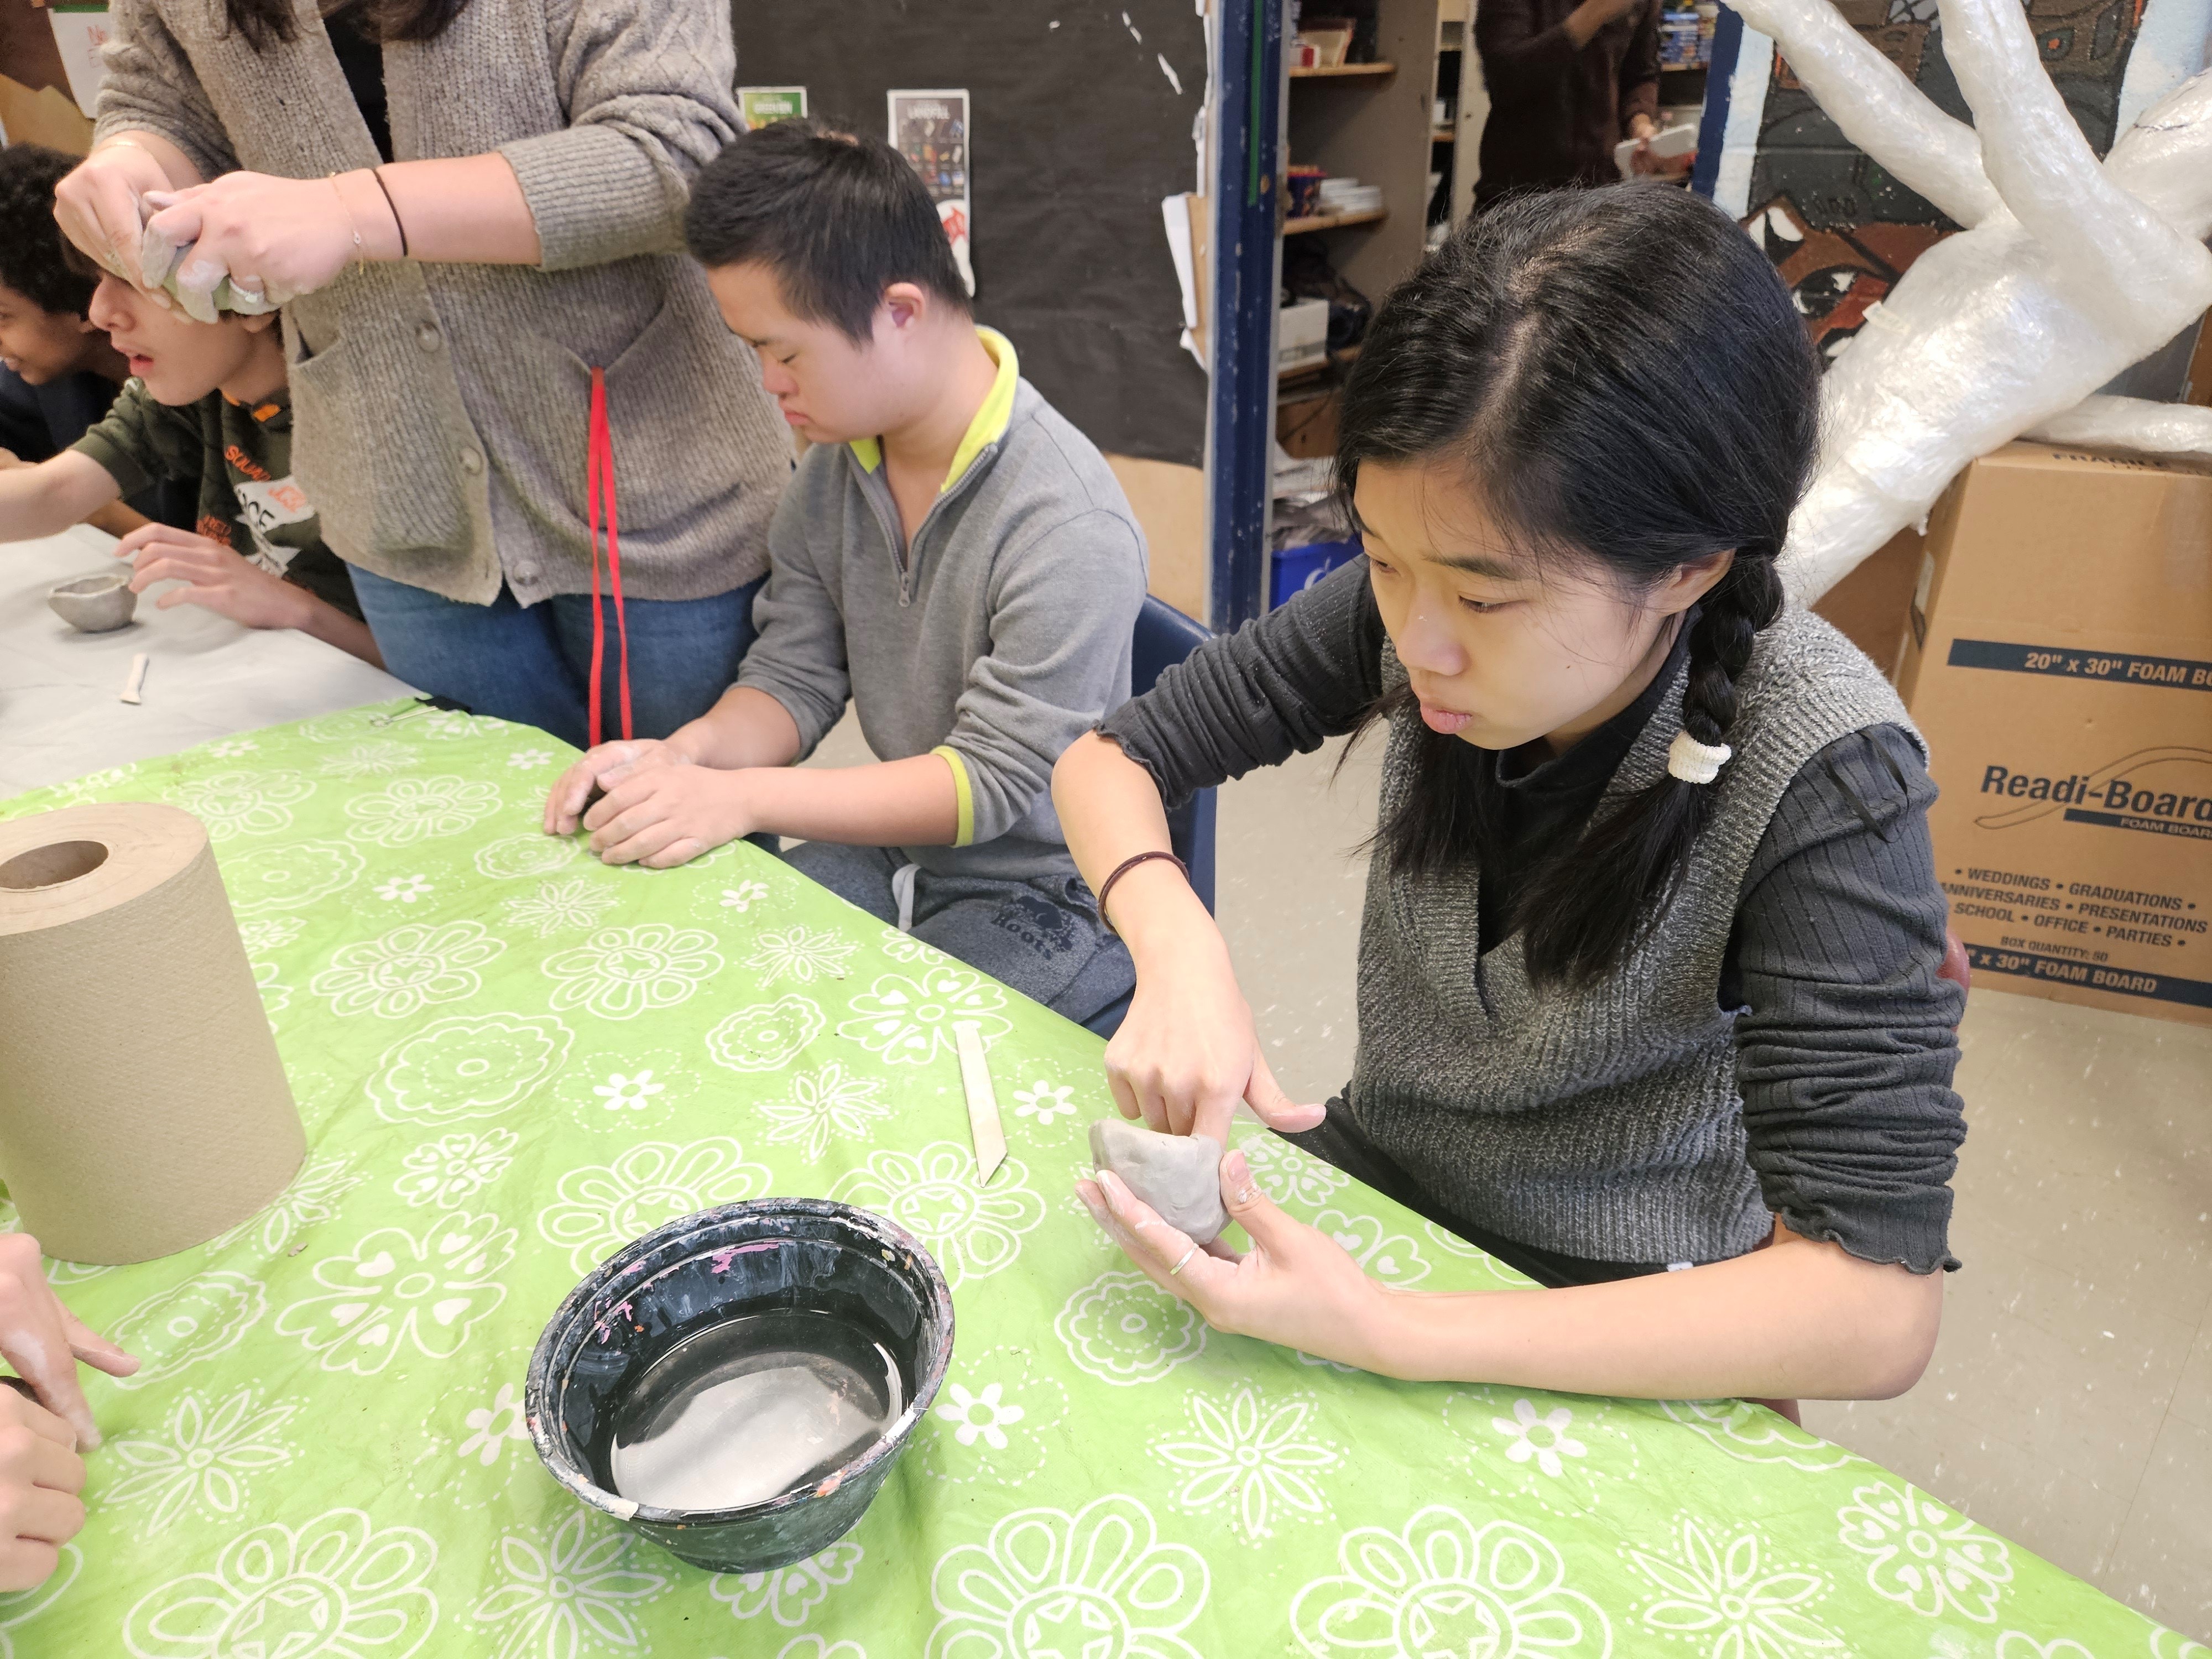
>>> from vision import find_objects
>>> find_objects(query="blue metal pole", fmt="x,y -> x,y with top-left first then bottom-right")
1205,0 -> 1283,631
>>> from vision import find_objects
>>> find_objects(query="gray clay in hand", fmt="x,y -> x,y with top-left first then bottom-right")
1088,1119 -> 1229,1244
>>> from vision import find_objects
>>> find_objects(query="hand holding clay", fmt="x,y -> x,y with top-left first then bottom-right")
544,739 -> 685,837
1103,945 -> 1325,1144
1089,1119 -> 1229,1244
0,1389 -> 87,1592
0,1234 -> 139,1452
1076,1149 -> 1396,1373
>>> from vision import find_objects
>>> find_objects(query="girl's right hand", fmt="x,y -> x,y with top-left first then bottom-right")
1106,927 -> 1326,1144
54,142 -> 174,287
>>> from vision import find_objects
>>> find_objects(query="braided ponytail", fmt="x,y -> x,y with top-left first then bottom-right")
1337,184 -> 1819,988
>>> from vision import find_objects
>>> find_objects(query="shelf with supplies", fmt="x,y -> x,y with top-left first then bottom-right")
1289,60 -> 1398,77
1284,207 -> 1389,236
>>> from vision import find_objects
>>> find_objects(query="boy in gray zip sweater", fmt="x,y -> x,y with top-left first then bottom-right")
544,120 -> 1147,1026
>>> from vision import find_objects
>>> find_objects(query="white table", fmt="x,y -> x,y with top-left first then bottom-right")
2,524 -> 414,796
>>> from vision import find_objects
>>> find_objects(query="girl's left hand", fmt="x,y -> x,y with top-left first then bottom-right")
138,173 -> 394,320
1076,1149 -> 1397,1373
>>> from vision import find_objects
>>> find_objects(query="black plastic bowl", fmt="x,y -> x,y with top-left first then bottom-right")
524,1198 -> 953,1573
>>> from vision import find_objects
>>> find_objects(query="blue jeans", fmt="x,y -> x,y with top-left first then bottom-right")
349,569 -> 767,751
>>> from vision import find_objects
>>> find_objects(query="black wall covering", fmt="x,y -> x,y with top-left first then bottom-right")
730,0 -> 1209,467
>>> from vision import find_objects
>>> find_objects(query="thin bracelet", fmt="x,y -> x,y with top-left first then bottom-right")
1095,849 -> 1190,936
368,166 -> 410,258
326,174 -> 366,262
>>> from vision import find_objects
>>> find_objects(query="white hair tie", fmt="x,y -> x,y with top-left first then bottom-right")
1667,731 -> 1732,785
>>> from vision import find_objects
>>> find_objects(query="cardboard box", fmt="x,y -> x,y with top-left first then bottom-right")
1813,523 -> 1922,679
1898,443 -> 2212,1026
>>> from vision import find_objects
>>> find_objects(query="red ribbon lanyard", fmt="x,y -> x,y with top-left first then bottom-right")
586,366 -> 632,748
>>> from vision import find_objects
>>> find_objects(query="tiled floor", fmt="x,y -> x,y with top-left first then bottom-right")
1200,733 -> 2212,1641
810,714 -> 2212,1632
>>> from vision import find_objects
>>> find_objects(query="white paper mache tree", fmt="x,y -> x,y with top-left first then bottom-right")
1723,0 -> 2212,601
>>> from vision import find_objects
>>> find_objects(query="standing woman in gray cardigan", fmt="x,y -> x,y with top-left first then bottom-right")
1057,186 -> 1968,1414
52,0 -> 791,749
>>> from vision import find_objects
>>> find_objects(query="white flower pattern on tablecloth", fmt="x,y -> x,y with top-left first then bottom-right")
1291,1505 -> 1611,1657
538,1139 -> 772,1272
207,738 -> 258,758
878,925 -> 949,966
507,747 -> 556,769
830,1144 -> 1044,1285
1625,1515 -> 1844,1657
1837,1480 -> 2013,1623
208,1152 -> 364,1257
168,768 -> 314,838
237,915 -> 304,956
469,1509 -> 670,1658
367,1012 -> 573,1124
937,1383 -> 1026,1449
501,876 -> 620,938
477,832 -> 587,880
1011,1079 -> 1077,1126
101,1386 -> 298,1536
310,919 -> 505,1019
594,1070 -> 665,1112
710,1542 -> 863,1627
757,1063 -> 891,1161
321,739 -> 414,778
1234,1128 -> 1349,1209
122,1507 -> 437,1659
543,924 -> 723,1019
1996,1639 -> 2098,1659
1152,1386 -> 1340,1543
1656,1399 -> 1860,1473
1053,1269 -> 1207,1386
107,1271 -> 266,1390
746,925 -> 858,984
925,1494 -> 1209,1658
396,1129 -> 521,1208
1310,1208 -> 1431,1286
777,1640 -> 868,1659
416,708 -> 508,739
706,995 -> 826,1072
0,1543 -> 79,1657
836,967 -> 1011,1064
721,880 -> 771,912
276,1211 -> 515,1375
375,873 -> 434,903
458,1383 -> 533,1469
1421,1220 -> 1542,1286
345,774 -> 503,846
220,837 -> 365,914
1491,1397 -> 1588,1479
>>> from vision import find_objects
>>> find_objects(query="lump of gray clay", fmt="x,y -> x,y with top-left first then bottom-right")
1089,1118 -> 1229,1244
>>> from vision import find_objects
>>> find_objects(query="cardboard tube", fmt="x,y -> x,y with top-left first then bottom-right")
0,804 -> 305,1264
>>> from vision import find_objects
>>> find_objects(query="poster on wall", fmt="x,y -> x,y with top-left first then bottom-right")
888,88 -> 974,296
737,86 -> 807,130
47,4 -> 114,119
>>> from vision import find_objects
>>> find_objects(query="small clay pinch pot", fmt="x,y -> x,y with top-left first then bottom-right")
47,572 -> 139,634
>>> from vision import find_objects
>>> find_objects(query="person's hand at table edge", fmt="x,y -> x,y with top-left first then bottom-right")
579,759 -> 752,869
1077,1148 -> 1944,1401
0,1389 -> 90,1593
544,740 -> 690,838
0,1234 -> 137,1453
115,525 -> 382,667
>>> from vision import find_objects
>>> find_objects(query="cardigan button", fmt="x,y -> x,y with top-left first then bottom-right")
459,447 -> 484,476
415,322 -> 442,352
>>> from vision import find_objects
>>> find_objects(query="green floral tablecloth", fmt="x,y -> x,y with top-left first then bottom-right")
0,700 -> 2195,1659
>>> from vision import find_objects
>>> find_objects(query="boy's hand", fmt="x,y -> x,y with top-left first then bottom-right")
0,1233 -> 138,1454
117,525 -> 307,632
583,765 -> 752,868
544,740 -> 686,836
0,1390 -> 87,1594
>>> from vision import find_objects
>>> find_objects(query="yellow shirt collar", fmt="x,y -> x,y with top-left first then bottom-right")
848,327 -> 1019,494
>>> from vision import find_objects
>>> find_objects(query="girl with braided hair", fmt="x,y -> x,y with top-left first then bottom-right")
1055,183 -> 1966,1407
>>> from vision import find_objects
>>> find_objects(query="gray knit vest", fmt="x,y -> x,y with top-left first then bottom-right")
1348,606 -> 1922,1264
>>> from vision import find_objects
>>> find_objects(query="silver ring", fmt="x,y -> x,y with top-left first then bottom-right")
1168,1244 -> 1198,1277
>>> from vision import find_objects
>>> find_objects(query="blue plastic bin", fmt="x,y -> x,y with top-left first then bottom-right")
1269,538 -> 1364,609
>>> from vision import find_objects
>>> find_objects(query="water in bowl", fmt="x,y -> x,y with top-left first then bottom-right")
596,1307 -> 906,1513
